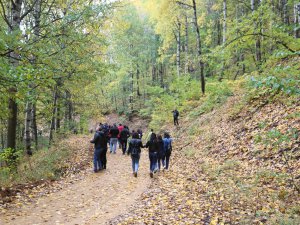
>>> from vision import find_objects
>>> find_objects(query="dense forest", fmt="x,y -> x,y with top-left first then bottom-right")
0,0 -> 299,224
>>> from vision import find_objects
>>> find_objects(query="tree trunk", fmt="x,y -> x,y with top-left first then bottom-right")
49,86 -> 58,144
25,101 -> 33,155
176,20 -> 181,77
282,0 -> 289,24
7,0 -> 23,150
184,15 -> 189,74
251,0 -> 262,67
192,0 -> 205,94
32,104 -> 38,150
136,64 -> 141,97
7,88 -> 18,149
159,63 -> 164,88
223,0 -> 227,44
295,3 -> 300,38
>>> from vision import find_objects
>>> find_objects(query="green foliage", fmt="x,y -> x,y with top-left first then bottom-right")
0,148 -> 22,171
250,76 -> 300,96
189,80 -> 233,118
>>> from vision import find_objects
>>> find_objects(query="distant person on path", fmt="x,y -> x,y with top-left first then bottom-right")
157,134 -> 165,171
109,124 -> 119,154
90,126 -> 107,172
163,132 -> 173,170
137,128 -> 143,139
145,133 -> 159,178
145,128 -> 154,141
127,132 -> 144,177
120,125 -> 130,155
172,109 -> 179,126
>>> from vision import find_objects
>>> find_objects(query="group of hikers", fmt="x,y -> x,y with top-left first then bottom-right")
90,123 -> 173,178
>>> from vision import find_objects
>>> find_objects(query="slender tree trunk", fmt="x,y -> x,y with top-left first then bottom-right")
32,104 -> 38,149
136,64 -> 141,97
282,0 -> 289,24
251,0 -> 262,67
25,101 -> 33,155
295,3 -> 300,38
192,0 -> 205,94
184,15 -> 189,74
176,20 -> 181,77
223,0 -> 227,44
159,63 -> 164,88
49,86 -> 58,144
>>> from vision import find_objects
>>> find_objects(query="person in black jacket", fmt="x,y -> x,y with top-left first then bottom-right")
109,124 -> 119,154
145,133 -> 159,178
120,125 -> 130,155
157,134 -> 165,171
127,132 -> 143,177
90,126 -> 107,172
172,109 -> 179,126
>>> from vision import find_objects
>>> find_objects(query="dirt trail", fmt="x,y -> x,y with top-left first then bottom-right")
0,150 -> 151,225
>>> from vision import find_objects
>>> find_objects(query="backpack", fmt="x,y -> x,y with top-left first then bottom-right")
165,139 -> 172,155
131,142 -> 140,158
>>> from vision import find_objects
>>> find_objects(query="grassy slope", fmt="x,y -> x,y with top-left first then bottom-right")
111,81 -> 300,225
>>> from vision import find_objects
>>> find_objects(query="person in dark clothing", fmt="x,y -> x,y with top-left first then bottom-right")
145,133 -> 159,178
157,134 -> 165,171
109,124 -> 119,154
163,132 -> 173,170
137,128 -> 143,139
172,109 -> 179,126
120,125 -> 130,155
127,132 -> 143,177
90,126 -> 107,172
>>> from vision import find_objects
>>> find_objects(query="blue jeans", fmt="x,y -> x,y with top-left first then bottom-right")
131,156 -> 140,173
158,158 -> 165,170
93,148 -> 102,171
149,152 -> 158,172
110,138 -> 118,153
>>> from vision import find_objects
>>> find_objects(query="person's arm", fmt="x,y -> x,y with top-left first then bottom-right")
144,141 -> 150,148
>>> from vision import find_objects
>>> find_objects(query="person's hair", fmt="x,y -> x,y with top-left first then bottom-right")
164,132 -> 170,138
119,123 -> 122,126
151,129 -> 153,132
132,132 -> 139,139
150,133 -> 157,141
157,134 -> 162,141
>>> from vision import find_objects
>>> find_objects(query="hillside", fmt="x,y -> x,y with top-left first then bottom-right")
110,91 -> 300,224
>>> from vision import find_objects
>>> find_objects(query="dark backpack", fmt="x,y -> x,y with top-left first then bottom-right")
165,139 -> 172,154
131,143 -> 140,158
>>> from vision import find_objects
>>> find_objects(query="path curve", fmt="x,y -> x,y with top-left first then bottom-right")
0,150 -> 151,225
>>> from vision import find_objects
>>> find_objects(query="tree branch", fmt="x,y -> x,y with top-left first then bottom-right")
176,1 -> 193,8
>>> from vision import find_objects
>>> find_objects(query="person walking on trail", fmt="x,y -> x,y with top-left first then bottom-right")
120,125 -> 130,155
172,109 -> 179,126
145,128 -> 154,141
145,133 -> 159,178
117,123 -> 124,149
157,134 -> 165,171
109,124 -> 119,154
90,126 -> 107,172
127,132 -> 143,177
137,128 -> 143,139
163,132 -> 173,170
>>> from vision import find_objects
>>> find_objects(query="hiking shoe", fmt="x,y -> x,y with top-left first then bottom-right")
150,172 -> 153,178
134,172 -> 137,177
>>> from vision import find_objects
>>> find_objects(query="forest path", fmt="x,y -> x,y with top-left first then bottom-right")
0,149 -> 151,225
